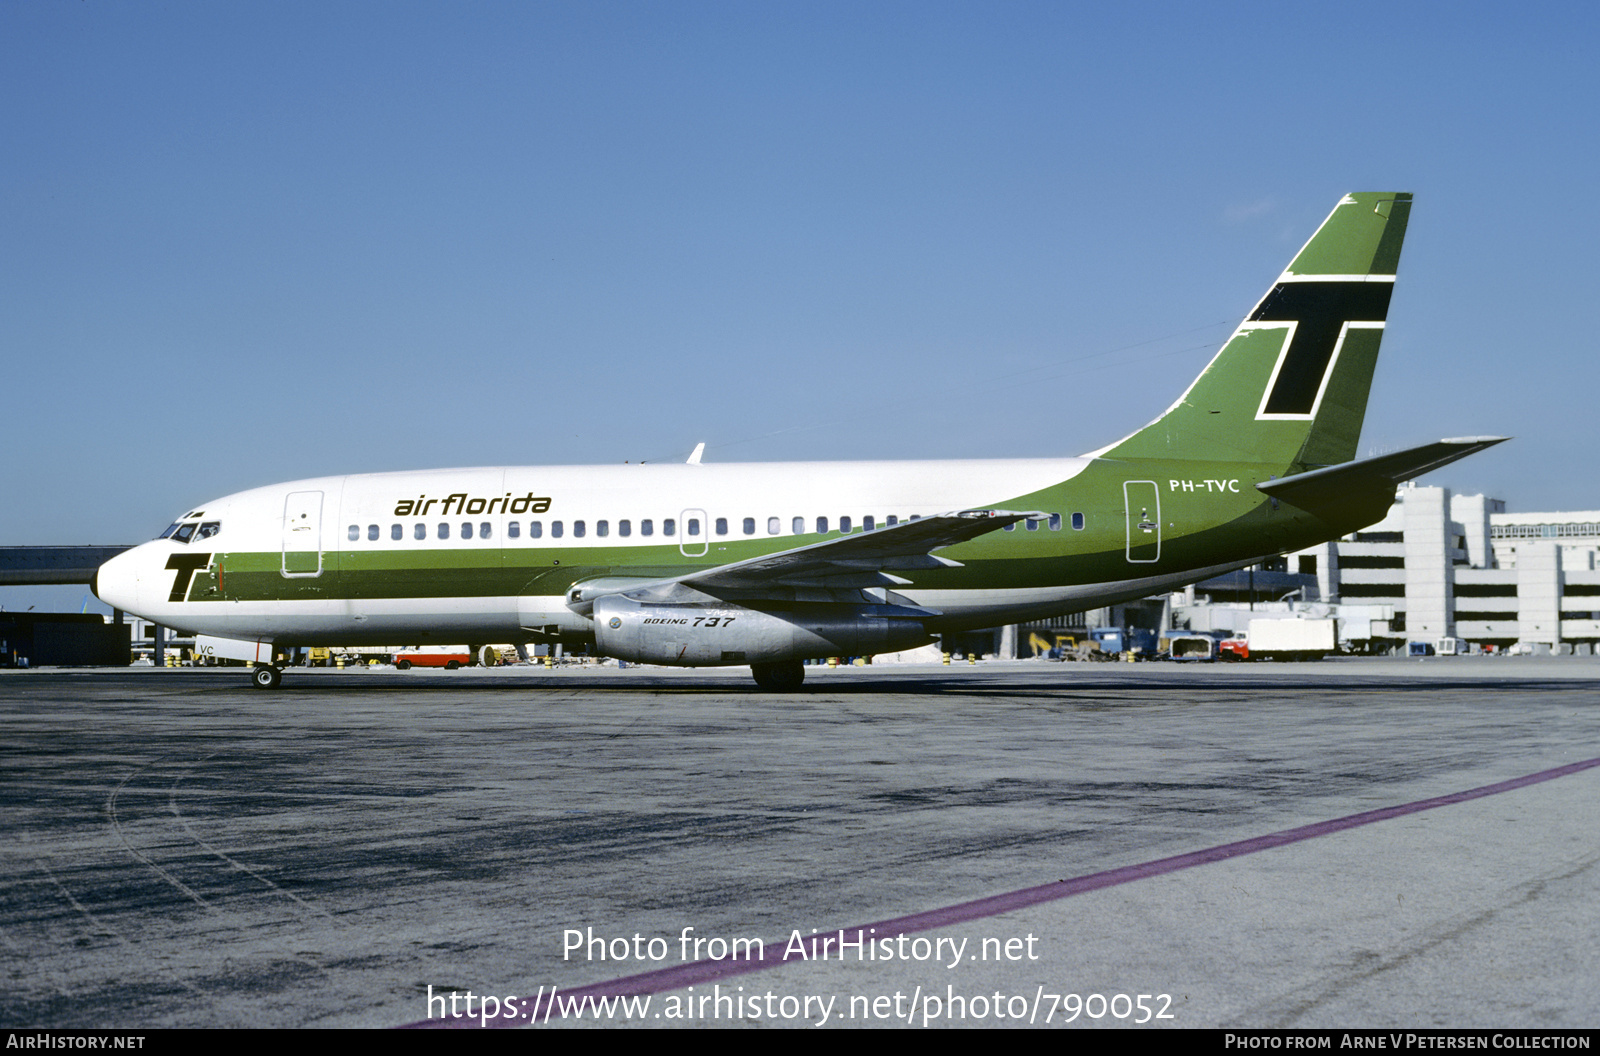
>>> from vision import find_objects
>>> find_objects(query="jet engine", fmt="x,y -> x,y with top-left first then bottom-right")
591,593 -> 935,666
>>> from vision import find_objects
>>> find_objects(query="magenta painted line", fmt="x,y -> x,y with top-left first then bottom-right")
402,754 -> 1600,1028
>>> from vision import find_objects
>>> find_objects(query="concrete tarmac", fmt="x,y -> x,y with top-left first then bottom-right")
1,658 -> 1596,1029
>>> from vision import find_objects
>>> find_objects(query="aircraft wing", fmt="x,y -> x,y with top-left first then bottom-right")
682,509 -> 1039,591
567,509 -> 1040,612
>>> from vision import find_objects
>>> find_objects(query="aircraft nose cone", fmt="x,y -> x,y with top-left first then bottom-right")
94,546 -> 146,616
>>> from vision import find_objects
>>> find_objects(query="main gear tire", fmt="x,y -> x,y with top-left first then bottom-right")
751,660 -> 805,691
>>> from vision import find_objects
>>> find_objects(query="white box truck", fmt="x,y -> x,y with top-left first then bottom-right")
1244,618 -> 1337,661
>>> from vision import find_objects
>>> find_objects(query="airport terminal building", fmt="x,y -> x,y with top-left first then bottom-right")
1274,484 -> 1600,652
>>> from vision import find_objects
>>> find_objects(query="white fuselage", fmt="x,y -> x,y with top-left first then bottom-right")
96,456 -> 1221,649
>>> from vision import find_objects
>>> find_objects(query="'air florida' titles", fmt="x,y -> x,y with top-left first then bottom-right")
394,493 -> 552,517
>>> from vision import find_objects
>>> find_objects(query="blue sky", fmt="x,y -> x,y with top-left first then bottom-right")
4,1 -> 1597,612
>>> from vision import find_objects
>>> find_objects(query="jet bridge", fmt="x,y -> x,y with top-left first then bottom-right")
0,546 -> 133,586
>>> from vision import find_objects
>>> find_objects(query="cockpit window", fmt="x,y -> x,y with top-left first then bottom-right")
160,515 -> 215,543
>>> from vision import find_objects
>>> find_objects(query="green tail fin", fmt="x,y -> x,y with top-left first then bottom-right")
1099,192 -> 1412,467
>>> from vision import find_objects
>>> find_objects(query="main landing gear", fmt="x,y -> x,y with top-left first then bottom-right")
251,664 -> 282,690
750,660 -> 805,691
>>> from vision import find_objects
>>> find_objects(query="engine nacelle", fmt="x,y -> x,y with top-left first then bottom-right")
592,594 -> 935,666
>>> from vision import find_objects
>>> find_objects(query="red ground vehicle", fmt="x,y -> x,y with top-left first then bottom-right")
392,651 -> 471,670
1217,636 -> 1250,661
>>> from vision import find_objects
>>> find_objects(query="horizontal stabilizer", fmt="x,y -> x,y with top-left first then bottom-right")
1258,437 -> 1510,513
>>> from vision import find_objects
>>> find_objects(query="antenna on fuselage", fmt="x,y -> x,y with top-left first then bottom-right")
686,442 -> 706,465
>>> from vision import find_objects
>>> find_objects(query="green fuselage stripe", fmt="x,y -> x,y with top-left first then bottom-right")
184,457 -> 1362,605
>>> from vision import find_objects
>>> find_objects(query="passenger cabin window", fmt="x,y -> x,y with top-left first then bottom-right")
816,516 -> 828,534
793,517 -> 804,534
414,523 -> 426,541
597,520 -> 609,537
839,516 -> 851,533
530,521 -> 543,538
1025,519 -> 1039,531
864,516 -> 876,531
742,517 -> 755,535
669,518 -> 681,536
508,521 -> 520,539
348,525 -> 360,541
368,524 -> 379,541
480,522 -> 492,539
438,523 -> 450,539
886,515 -> 898,526
574,520 -> 586,538
392,524 -> 403,541
552,521 -> 563,538
1049,514 -> 1062,531
641,519 -> 653,536
1071,512 -> 1085,530
461,522 -> 474,540
715,518 -> 728,536
619,520 -> 631,537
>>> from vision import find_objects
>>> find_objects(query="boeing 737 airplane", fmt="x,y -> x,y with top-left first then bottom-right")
94,193 -> 1504,689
